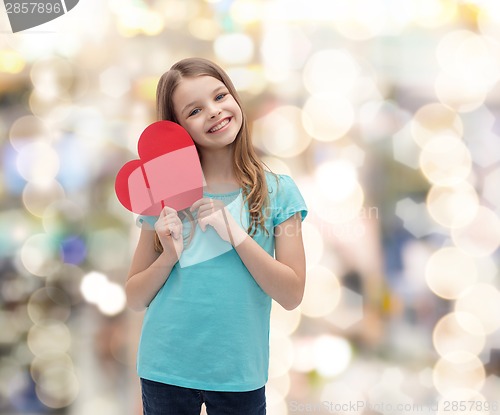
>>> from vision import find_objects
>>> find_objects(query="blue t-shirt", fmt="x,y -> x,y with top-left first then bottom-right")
136,172 -> 308,392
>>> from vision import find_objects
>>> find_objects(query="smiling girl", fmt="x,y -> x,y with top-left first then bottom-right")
125,58 -> 308,415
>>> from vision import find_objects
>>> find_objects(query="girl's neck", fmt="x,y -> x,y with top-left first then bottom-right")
199,146 -> 238,191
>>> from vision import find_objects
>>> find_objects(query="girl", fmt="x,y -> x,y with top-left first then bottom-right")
126,57 -> 307,415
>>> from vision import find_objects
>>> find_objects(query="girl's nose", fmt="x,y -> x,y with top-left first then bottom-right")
210,108 -> 222,119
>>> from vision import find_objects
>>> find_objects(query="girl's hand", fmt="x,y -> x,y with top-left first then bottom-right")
190,198 -> 248,247
154,206 -> 184,262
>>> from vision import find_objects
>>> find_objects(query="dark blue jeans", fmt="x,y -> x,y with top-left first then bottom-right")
140,378 -> 266,415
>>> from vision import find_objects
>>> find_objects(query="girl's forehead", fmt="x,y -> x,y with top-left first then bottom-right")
179,75 -> 224,90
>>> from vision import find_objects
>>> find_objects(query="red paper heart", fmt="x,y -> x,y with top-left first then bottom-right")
115,121 -> 203,215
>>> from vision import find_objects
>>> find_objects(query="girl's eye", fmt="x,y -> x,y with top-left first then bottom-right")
189,108 -> 201,117
215,93 -> 226,101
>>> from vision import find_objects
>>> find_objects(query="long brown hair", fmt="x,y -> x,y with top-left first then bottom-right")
154,57 -> 271,252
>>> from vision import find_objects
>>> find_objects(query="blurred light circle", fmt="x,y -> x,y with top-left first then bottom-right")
434,72 -> 487,113
55,132 -> 99,192
87,228 -> 130,271
80,271 -> 126,316
451,206 -> 500,257
81,397 -> 123,415
22,181 -> 65,218
411,103 -> 463,148
436,389 -> 488,415
478,1 -> 500,38
20,233 -> 61,277
142,11 -> 164,36
426,182 -> 479,229
9,116 -> 50,151
29,90 -> 73,122
425,247 -> 477,299
269,336 -> 294,378
265,378 -> 289,415
16,141 -> 60,185
292,337 -> 315,372
334,0 -> 387,40
230,0 -> 264,25
419,135 -> 472,186
60,236 -> 87,265
270,301 -> 301,337
316,183 -> 365,224
303,49 -> 360,95
302,93 -> 354,142
455,283 -> 500,335
0,49 -> 25,73
214,33 -> 254,65
47,264 -> 84,304
266,398 -> 288,415
99,66 -> 131,98
313,335 -> 352,377
43,199 -> 86,237
35,366 -> 79,409
301,265 -> 340,318
226,66 -> 267,95
338,143 -> 366,167
30,56 -> 75,98
260,157 -> 291,176
80,271 -> 108,305
117,8 -> 164,36
267,373 -> 290,400
27,321 -> 71,356
27,287 -> 71,325
437,30 -> 500,89
433,352 -> 485,395
0,209 -> 37,258
188,17 -> 220,40
433,313 -> 485,359
252,106 -> 311,157
261,26 -> 311,82
97,282 -> 127,316
413,0 -> 457,28
30,354 -> 74,383
302,222 -> 324,270
316,160 -> 358,202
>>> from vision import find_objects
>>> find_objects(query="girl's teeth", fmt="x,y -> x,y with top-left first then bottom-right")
209,119 -> 229,132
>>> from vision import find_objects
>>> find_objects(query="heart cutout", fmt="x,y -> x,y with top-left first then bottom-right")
5,0 -> 79,33
115,121 -> 203,216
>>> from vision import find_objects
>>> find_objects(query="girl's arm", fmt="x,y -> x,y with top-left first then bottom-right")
126,207 -> 183,311
125,228 -> 177,311
234,212 -> 306,310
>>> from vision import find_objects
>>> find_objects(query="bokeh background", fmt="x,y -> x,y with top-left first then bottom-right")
1,0 -> 500,414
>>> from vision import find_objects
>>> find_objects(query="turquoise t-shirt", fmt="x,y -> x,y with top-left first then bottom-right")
136,172 -> 308,392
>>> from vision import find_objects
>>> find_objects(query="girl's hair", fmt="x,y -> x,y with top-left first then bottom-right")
154,57 -> 271,253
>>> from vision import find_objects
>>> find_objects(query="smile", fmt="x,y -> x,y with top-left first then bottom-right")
208,118 -> 231,133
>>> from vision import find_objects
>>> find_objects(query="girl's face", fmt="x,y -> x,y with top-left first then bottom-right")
172,76 -> 243,152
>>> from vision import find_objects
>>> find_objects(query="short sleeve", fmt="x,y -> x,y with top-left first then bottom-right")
271,174 -> 308,227
136,215 -> 158,230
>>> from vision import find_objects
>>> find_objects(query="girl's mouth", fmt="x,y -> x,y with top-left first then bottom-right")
207,117 -> 231,133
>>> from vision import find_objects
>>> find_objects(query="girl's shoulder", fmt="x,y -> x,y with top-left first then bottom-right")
264,171 -> 308,223
264,171 -> 298,195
